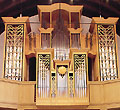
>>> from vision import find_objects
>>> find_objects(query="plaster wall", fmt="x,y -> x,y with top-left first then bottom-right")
81,15 -> 92,34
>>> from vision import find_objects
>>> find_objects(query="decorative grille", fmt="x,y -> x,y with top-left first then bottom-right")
38,54 -> 50,97
51,72 -> 56,97
4,24 -> 24,81
68,72 -> 74,97
97,24 -> 118,81
74,54 -> 87,97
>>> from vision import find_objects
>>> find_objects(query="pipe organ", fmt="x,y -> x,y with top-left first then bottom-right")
74,54 -> 87,97
89,17 -> 119,81
98,24 -> 117,81
1,3 -> 119,106
2,17 -> 31,81
5,24 -> 24,80
37,54 -> 51,97
36,3 -> 89,100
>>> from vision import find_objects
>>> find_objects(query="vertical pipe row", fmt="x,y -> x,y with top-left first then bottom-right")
75,54 -> 87,98
38,55 -> 50,98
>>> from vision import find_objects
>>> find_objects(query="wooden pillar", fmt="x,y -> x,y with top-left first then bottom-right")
69,12 -> 71,28
50,12 -> 52,28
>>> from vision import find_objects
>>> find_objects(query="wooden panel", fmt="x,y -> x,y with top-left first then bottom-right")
0,81 -> 19,104
37,3 -> 83,12
18,83 -> 35,104
71,12 -> 80,29
89,80 -> 120,105
41,12 -> 50,28
104,82 -> 120,103
0,79 -> 35,109
90,84 -> 104,104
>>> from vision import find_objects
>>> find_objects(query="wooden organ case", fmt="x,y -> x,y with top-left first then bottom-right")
2,17 -> 31,81
89,17 -> 119,81
1,3 -> 119,107
36,3 -> 89,105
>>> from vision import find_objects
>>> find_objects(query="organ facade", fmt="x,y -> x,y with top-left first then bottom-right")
0,3 -> 120,110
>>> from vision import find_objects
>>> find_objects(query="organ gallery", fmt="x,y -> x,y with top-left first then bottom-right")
0,2 -> 120,110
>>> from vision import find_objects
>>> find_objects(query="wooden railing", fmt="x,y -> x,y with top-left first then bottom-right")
89,79 -> 120,106
1,78 -> 120,109
0,78 -> 36,109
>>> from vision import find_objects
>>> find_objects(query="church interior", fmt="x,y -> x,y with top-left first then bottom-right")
0,0 -> 120,110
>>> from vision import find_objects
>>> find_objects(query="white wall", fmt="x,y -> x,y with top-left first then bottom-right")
29,15 -> 40,34
81,15 -> 92,34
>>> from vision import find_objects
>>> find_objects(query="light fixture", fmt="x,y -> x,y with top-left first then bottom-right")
70,0 -> 73,4
20,0 -> 22,17
20,13 -> 22,17
49,0 -> 52,4
99,0 -> 102,18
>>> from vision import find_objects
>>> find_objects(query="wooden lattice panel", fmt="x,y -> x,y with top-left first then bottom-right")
38,54 -> 50,98
74,54 -> 87,97
4,24 -> 24,81
68,72 -> 74,97
97,24 -> 118,81
51,72 -> 56,97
